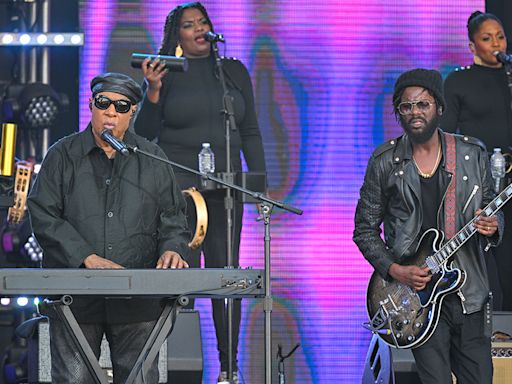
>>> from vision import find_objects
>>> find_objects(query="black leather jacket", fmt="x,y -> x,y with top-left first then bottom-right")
353,130 -> 504,314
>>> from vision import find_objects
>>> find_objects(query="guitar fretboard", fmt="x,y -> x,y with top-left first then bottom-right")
426,183 -> 512,272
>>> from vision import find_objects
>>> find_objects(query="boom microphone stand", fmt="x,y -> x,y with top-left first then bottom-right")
123,143 -> 303,384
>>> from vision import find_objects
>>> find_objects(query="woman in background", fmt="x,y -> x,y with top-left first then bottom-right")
443,10 -> 511,310
134,2 -> 266,383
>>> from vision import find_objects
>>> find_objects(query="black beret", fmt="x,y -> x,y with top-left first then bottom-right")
90,72 -> 143,104
393,68 -> 445,112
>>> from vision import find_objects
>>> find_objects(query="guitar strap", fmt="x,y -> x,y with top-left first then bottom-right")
444,133 -> 457,239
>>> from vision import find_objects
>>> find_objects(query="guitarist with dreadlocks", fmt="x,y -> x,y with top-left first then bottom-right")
354,68 -> 504,384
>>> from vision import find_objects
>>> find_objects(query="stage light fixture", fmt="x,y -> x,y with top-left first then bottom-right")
0,32 -> 84,46
18,34 -> 30,45
23,235 -> 43,263
53,34 -> 64,44
21,84 -> 60,129
1,298 -> 11,306
1,218 -> 43,267
36,34 -> 47,45
2,83 -> 68,130
2,34 -> 14,44
16,298 -> 28,307
70,34 -> 82,45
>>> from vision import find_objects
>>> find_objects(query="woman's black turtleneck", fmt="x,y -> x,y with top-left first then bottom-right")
442,64 -> 512,152
134,56 -> 266,189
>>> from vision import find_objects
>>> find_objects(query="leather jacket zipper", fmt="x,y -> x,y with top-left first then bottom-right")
457,290 -> 467,314
462,185 -> 479,214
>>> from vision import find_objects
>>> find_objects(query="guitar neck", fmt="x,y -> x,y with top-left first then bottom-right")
432,183 -> 512,268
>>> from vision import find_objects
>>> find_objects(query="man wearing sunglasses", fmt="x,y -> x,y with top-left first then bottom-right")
27,72 -> 190,383
354,68 -> 503,384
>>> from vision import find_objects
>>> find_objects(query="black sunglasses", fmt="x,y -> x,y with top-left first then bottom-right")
94,95 -> 132,114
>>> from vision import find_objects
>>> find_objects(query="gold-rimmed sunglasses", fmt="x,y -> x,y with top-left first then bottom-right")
397,100 -> 434,115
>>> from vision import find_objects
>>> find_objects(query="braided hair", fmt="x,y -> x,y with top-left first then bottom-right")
467,11 -> 503,42
158,2 -> 241,91
158,2 -> 214,55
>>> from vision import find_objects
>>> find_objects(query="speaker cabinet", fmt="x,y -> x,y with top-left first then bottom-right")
167,309 -> 203,384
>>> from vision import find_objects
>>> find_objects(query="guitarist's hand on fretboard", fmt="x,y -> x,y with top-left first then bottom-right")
474,208 -> 498,237
389,263 -> 432,291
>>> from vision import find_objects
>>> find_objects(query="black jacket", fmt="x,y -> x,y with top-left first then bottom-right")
353,130 -> 504,314
28,126 -> 190,323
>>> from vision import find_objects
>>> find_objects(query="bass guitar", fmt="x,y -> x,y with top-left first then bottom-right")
365,182 -> 512,349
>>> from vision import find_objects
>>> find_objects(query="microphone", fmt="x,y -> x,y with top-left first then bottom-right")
204,31 -> 225,43
494,51 -> 512,65
100,129 -> 130,156
130,53 -> 188,72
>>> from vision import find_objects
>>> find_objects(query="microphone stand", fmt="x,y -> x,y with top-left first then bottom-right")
126,144 -> 303,384
210,39 -> 238,382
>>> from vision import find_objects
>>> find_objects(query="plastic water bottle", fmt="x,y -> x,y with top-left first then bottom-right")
491,147 -> 506,193
198,143 -> 215,174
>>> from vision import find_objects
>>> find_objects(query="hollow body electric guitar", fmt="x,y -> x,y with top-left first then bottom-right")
366,183 -> 512,349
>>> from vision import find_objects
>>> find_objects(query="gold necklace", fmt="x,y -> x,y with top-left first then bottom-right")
413,145 -> 442,178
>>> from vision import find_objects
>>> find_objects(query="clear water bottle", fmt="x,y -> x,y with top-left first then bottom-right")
491,147 -> 506,193
198,142 -> 215,174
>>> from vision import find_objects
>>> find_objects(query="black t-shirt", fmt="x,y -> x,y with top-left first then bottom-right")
419,166 -> 442,233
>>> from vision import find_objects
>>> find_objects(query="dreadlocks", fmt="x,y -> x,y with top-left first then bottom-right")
158,2 -> 214,56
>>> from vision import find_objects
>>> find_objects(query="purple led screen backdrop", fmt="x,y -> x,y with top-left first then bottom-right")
78,1 -> 484,382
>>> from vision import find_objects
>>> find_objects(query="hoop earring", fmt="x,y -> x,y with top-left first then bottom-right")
175,43 -> 183,58
438,107 -> 443,116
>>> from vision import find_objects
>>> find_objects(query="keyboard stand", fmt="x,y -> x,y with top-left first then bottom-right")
125,297 -> 185,383
43,295 -> 185,384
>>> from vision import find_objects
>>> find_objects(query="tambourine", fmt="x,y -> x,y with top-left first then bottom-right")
503,152 -> 512,174
182,187 -> 208,249
8,161 -> 33,224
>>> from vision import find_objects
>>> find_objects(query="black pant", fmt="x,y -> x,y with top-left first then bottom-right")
185,190 -> 243,372
49,317 -> 159,384
411,294 -> 492,384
